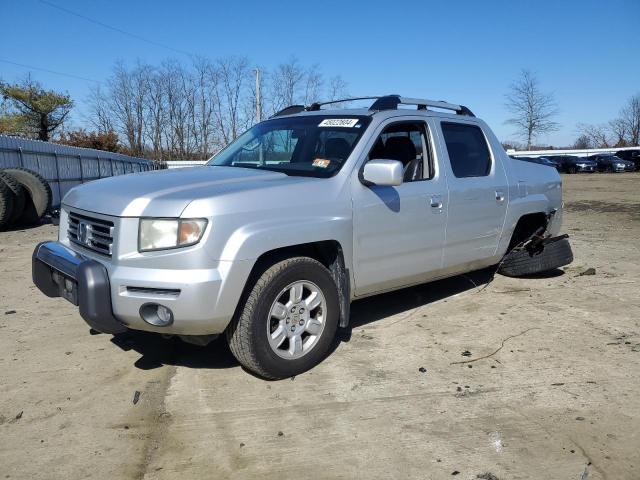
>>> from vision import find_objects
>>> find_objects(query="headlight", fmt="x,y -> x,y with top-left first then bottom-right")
139,218 -> 207,252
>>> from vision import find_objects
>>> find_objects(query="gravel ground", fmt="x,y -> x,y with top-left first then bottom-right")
1,172 -> 639,480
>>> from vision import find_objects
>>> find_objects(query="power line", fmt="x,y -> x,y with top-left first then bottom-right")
0,59 -> 103,84
39,0 -> 193,57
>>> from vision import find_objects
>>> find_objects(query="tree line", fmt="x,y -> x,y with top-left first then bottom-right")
0,56 -> 348,160
1,64 -> 638,156
89,57 -> 347,160
88,56 -> 348,159
574,95 -> 640,149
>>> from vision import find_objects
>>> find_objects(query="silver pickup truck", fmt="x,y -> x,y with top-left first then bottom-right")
33,95 -> 572,378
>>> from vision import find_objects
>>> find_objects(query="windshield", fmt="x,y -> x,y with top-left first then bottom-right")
207,115 -> 371,178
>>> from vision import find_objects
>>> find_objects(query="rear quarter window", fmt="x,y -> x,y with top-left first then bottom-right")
441,122 -> 492,178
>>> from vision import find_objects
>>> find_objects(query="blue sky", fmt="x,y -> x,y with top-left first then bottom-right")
1,0 -> 638,146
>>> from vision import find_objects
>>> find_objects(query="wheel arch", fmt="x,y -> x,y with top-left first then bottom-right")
506,212 -> 549,251
231,240 -> 352,331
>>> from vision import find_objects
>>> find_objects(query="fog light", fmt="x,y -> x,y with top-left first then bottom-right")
139,303 -> 174,327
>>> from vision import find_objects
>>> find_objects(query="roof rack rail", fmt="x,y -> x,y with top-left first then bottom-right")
271,97 -> 378,118
306,96 -> 381,111
271,95 -> 474,118
369,95 -> 475,116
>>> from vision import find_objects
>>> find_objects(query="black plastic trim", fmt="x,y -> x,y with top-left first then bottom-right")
32,241 -> 127,334
271,105 -> 306,117
369,95 -> 402,111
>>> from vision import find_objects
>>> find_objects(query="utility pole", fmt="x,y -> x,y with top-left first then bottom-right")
255,67 -> 264,165
255,67 -> 262,123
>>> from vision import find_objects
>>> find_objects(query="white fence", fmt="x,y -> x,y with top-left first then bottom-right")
166,160 -> 207,169
508,146 -> 639,158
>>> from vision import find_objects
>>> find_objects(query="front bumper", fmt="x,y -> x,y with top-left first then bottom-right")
576,164 -> 596,172
33,241 -> 127,334
32,241 -> 253,335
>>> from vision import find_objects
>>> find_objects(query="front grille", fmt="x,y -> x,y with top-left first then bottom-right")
68,211 -> 115,256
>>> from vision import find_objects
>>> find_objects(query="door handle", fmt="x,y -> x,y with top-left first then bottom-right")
495,190 -> 505,203
430,195 -> 443,209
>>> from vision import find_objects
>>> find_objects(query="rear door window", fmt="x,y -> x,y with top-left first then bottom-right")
441,123 -> 491,178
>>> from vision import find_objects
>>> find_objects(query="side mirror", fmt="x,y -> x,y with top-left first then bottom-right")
362,159 -> 403,186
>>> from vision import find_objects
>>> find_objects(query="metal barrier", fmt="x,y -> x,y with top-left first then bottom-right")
0,135 -> 160,208
508,146 -> 640,158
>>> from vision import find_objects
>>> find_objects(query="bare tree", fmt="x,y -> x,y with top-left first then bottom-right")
162,60 -> 197,159
576,123 -> 610,148
609,117 -> 628,147
619,93 -> 640,145
144,67 -> 167,159
86,56 -> 352,159
211,56 -> 251,147
303,64 -> 323,105
573,134 -> 592,149
505,70 -> 559,149
191,57 -> 217,158
327,75 -> 349,102
107,61 -> 150,156
87,85 -> 114,134
269,57 -> 305,113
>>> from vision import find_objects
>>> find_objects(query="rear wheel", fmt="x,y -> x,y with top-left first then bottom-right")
226,257 -> 340,379
499,238 -> 573,277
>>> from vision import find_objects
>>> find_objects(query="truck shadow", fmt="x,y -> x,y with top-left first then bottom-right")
341,267 -> 496,339
110,331 -> 236,371
110,267 -> 502,373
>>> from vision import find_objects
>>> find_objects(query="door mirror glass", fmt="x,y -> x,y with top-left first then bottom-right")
362,159 -> 403,186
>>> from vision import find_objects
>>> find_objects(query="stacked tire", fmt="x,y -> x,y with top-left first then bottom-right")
0,168 -> 52,229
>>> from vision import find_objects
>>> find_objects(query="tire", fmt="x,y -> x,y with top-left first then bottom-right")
226,257 -> 340,379
0,170 -> 27,225
0,174 -> 15,229
499,238 -> 573,278
2,168 -> 52,225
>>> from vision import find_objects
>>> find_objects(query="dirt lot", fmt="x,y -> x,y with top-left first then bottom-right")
1,173 -> 639,480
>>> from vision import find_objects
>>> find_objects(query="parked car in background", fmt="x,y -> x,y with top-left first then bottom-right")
546,155 -> 597,173
588,154 -> 635,173
615,149 -> 640,171
510,156 -> 561,171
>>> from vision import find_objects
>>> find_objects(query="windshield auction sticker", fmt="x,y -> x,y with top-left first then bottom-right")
318,118 -> 359,128
312,159 -> 331,168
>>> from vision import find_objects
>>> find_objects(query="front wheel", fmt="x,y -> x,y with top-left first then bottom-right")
226,257 -> 340,379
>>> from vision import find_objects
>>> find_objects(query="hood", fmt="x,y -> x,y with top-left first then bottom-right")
62,166 -> 299,217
